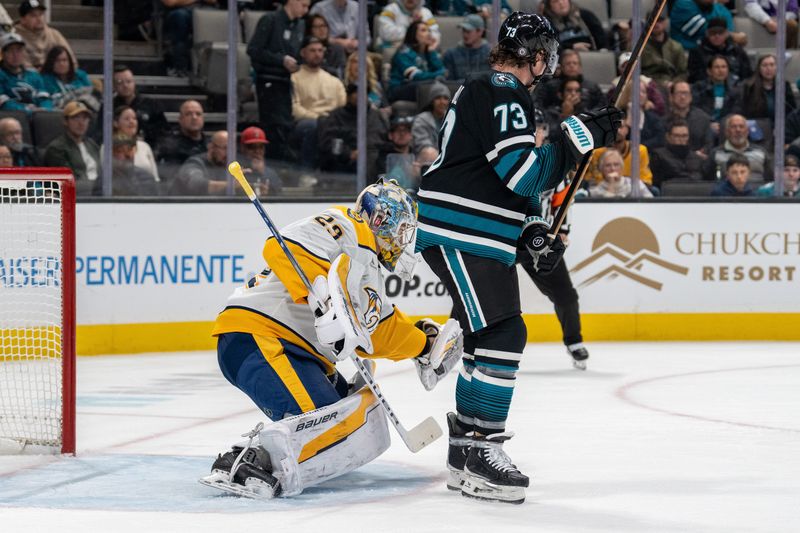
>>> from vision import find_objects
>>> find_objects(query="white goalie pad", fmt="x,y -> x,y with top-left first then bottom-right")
328,253 -> 373,355
257,385 -> 390,497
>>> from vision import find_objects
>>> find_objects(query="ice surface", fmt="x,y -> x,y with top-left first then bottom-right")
1,342 -> 799,532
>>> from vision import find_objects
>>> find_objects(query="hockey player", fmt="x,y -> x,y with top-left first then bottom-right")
415,12 -> 621,503
200,179 -> 463,499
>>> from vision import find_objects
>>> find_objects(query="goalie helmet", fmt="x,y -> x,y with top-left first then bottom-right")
497,12 -> 559,76
355,178 -> 418,272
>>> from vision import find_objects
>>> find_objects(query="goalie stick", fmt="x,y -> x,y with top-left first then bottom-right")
228,162 -> 442,453
549,0 -> 669,236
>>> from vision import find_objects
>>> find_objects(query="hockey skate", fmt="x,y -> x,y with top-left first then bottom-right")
567,343 -> 589,370
445,412 -> 471,491
199,423 -> 282,500
461,432 -> 529,504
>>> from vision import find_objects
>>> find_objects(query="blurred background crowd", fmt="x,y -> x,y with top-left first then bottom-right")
0,0 -> 798,198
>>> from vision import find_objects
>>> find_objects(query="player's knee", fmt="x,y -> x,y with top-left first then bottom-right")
477,315 -> 527,353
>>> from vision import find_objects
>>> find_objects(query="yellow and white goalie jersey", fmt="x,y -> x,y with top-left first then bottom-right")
212,206 -> 426,373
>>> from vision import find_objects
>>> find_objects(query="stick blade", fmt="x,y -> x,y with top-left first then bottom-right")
403,416 -> 443,453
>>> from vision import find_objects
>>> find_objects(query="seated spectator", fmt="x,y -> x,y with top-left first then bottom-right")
542,0 -> 607,51
239,126 -> 282,195
588,117 -> 654,185
378,0 -> 440,52
159,0 -> 207,77
171,131 -> 235,196
691,55 -> 741,126
40,45 -> 98,112
43,101 -> 100,196
784,107 -> 800,146
0,116 -> 38,166
96,134 -> 159,197
377,114 -> 414,177
412,81 -> 449,155
615,52 -> 667,116
535,49 -> 604,110
110,65 -> 168,146
543,77 -> 586,143
589,149 -> 653,198
343,52 -> 386,108
309,0 -> 364,55
744,0 -> 798,49
0,33 -> 53,113
0,143 -> 13,167
13,0 -> 76,70
0,4 -> 12,30
318,83 -> 387,178
641,9 -> 688,87
443,14 -> 490,82
110,105 -> 159,181
388,21 -> 445,102
290,36 -> 347,167
247,0 -> 308,162
705,114 -> 772,181
650,119 -> 706,188
115,0 -> 155,42
757,154 -> 800,197
667,81 -> 714,152
670,0 -> 745,50
155,99 -> 207,181
306,13 -> 347,79
710,153 -> 755,196
740,55 -> 797,122
620,79 -> 667,149
687,18 -> 752,84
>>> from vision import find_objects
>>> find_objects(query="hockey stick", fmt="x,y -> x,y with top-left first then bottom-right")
228,162 -> 442,453
549,0 -> 669,236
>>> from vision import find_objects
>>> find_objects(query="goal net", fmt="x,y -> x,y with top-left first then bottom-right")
0,171 -> 75,454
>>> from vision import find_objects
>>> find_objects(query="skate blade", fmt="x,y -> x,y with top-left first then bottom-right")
461,477 -> 526,504
572,359 -> 587,370
446,468 -> 465,491
198,473 -> 277,500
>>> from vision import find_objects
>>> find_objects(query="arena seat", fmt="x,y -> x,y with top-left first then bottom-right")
243,10 -> 268,43
733,16 -> 777,48
518,0 -> 540,13
784,51 -> 800,85
610,0 -> 654,21
437,17 -> 463,51
578,50 -> 617,87
577,0 -> 611,25
192,9 -> 242,93
31,110 -> 64,151
660,180 -> 716,197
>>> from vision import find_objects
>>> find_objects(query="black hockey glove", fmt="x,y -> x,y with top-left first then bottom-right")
520,216 -> 565,274
561,106 -> 623,158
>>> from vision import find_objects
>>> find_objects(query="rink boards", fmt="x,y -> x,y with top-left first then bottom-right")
68,202 -> 799,354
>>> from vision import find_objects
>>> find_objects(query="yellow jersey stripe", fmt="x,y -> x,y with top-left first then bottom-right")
263,237 -> 330,303
359,306 -> 426,362
253,334 -> 317,413
212,307 -> 335,374
298,388 -> 377,463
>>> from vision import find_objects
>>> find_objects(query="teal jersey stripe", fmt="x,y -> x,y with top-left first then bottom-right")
419,203 -> 521,240
416,228 -> 516,266
511,144 -> 557,197
494,148 -> 527,179
444,247 -> 485,332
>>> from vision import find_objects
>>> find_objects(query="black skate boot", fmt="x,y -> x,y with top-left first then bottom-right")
446,412 -> 472,491
461,432 -> 529,504
567,342 -> 589,370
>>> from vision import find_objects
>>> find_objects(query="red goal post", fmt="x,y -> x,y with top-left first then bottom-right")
0,169 -> 76,455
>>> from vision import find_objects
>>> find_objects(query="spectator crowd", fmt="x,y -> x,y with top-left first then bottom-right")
0,0 -> 798,198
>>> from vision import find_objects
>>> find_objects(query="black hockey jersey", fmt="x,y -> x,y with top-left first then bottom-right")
415,70 -> 572,266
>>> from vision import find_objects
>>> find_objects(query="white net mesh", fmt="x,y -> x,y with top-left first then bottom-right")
0,179 -> 64,451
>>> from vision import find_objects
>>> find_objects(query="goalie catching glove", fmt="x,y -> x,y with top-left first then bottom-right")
561,106 -> 623,158
414,318 -> 463,391
520,216 -> 565,274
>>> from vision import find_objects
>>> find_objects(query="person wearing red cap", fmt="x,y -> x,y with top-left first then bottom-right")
239,126 -> 282,195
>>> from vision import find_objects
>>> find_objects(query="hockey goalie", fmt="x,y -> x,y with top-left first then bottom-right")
200,179 -> 463,499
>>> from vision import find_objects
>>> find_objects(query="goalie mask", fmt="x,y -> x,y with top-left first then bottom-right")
498,12 -> 559,78
355,179 -> 418,272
